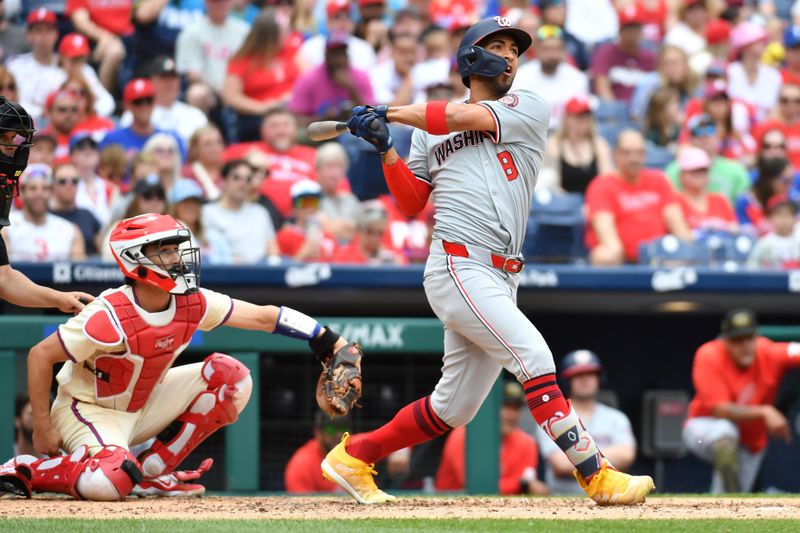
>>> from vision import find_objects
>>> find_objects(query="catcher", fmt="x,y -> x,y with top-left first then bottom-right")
0,213 -> 362,500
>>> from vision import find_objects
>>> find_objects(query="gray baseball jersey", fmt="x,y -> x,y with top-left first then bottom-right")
407,89 -> 550,255
411,90 -> 556,428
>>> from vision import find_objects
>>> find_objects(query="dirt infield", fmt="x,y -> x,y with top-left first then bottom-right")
1,496 -> 799,521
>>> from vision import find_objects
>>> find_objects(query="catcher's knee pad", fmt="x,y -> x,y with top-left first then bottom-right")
27,445 -> 142,501
139,352 -> 252,477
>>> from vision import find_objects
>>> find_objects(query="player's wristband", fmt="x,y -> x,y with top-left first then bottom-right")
425,101 -> 449,135
273,306 -> 322,340
309,327 -> 341,363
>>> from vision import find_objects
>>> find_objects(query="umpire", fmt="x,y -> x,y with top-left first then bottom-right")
0,97 -> 92,313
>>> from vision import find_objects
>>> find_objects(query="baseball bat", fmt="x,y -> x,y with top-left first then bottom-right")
307,119 -> 382,142
307,121 -> 349,141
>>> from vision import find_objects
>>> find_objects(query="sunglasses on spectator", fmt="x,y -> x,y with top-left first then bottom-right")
56,177 -> 80,185
780,97 -> 800,104
132,97 -> 154,106
54,106 -> 78,113
295,197 -> 320,209
364,227 -> 384,236
154,146 -> 175,154
141,189 -> 166,201
536,25 -> 564,41
763,142 -> 786,149
691,125 -> 717,137
0,83 -> 16,91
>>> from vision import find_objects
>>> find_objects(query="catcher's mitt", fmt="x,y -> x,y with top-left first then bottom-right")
316,342 -> 363,416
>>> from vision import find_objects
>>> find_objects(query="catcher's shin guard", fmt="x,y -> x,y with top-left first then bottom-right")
138,353 -> 252,477
3,445 -> 143,500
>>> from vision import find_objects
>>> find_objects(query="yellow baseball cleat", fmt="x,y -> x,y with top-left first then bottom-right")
575,460 -> 655,505
321,433 -> 397,504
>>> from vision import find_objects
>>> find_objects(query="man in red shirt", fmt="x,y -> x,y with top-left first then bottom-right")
585,129 -> 693,265
331,200 -> 405,265
285,412 -> 350,493
684,309 -> 800,493
435,382 -> 549,495
224,108 -> 317,217
41,90 -> 80,165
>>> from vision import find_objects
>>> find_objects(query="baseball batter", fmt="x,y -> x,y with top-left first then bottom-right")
321,17 -> 654,505
0,213 -> 361,500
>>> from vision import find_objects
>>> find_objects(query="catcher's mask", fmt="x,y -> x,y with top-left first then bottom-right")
0,96 -> 35,227
109,213 -> 200,294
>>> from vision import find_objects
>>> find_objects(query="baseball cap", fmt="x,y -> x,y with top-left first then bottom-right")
133,173 -> 166,197
618,5 -> 644,27
68,132 -> 98,153
705,79 -> 728,99
536,24 -> 564,42
170,178 -> 205,204
148,55 -> 178,77
786,26 -> 800,49
766,193 -> 799,215
540,0 -> 565,9
502,382 -> 525,407
123,78 -> 155,103
560,349 -> 603,379
677,146 -> 711,172
357,200 -> 387,227
705,59 -> 727,78
58,33 -> 90,58
564,96 -> 593,115
26,8 -> 57,27
20,163 -> 53,185
358,0 -> 384,6
290,179 -> 322,200
326,0 -> 350,17
706,18 -> 731,46
729,21 -> 768,52
326,32 -> 349,50
45,89 -> 77,110
688,114 -> 717,138
720,309 -> 758,338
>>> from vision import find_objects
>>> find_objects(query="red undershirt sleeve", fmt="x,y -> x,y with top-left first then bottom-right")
381,158 -> 432,217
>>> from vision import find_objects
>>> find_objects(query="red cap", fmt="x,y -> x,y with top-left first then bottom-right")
706,18 -> 731,46
358,0 -> 384,6
564,96 -> 592,115
58,33 -> 90,58
326,0 -> 350,17
705,79 -> 728,99
618,5 -> 644,27
26,8 -> 57,27
766,193 -> 798,214
123,78 -> 155,103
45,89 -> 78,110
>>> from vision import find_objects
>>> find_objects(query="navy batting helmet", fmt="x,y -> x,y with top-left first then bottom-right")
456,16 -> 533,88
560,350 -> 603,380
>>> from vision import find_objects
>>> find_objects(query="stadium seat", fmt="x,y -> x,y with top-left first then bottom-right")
523,189 -> 585,263
638,235 -> 711,267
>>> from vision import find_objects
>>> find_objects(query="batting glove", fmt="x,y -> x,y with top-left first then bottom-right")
352,105 -> 390,122
355,113 -> 393,155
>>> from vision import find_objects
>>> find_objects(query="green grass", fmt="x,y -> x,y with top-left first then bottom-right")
2,519 -> 800,533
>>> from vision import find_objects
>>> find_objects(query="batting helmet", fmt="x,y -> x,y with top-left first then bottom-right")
456,16 -> 533,88
0,96 -> 35,227
109,213 -> 200,295
560,350 -> 603,380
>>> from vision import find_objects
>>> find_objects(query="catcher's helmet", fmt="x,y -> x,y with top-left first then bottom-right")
109,213 -> 200,294
456,16 -> 532,88
560,349 -> 603,380
0,96 -> 35,227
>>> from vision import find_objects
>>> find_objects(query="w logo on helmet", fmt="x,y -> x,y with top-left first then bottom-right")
493,16 -> 511,27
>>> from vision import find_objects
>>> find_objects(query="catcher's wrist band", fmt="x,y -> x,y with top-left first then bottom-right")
425,101 -> 449,135
310,327 -> 341,362
273,306 -> 322,340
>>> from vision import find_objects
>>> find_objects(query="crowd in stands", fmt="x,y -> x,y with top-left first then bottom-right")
6,0 -> 800,269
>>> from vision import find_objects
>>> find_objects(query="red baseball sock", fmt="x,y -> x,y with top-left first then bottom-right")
524,373 -> 568,423
346,396 -> 450,464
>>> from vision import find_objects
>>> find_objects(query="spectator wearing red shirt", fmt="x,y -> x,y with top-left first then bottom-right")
675,146 -> 737,234
377,194 -> 431,263
66,0 -> 130,91
435,382 -> 549,496
752,83 -> 800,170
285,412 -> 350,493
591,6 -> 656,103
276,180 -> 338,262
225,108 -> 317,218
331,201 -> 405,266
60,75 -> 115,140
223,9 -> 300,142
41,89 -> 80,165
684,309 -> 800,493
288,34 -> 376,127
585,129 -> 693,265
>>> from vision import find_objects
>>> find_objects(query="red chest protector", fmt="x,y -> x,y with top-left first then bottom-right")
91,290 -> 206,412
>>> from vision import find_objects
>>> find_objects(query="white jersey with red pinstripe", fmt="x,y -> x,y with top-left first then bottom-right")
410,89 -> 555,427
